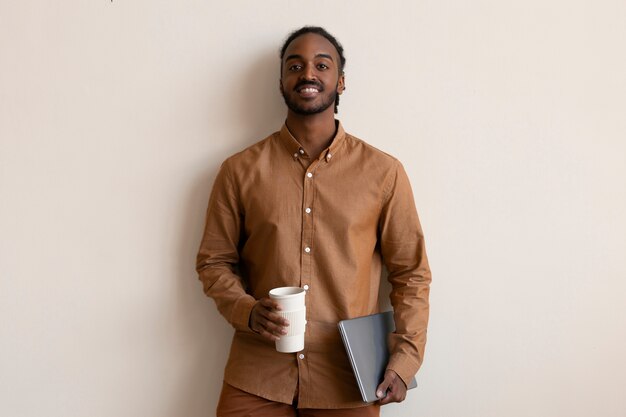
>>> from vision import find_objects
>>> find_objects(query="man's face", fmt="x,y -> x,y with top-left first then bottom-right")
280,33 -> 345,115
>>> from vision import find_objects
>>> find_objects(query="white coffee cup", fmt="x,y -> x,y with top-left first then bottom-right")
269,286 -> 306,353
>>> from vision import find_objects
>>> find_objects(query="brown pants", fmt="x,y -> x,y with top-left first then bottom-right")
216,383 -> 380,417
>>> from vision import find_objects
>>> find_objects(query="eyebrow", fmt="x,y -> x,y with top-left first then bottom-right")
285,53 -> 335,62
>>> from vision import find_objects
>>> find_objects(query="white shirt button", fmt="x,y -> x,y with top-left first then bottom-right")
293,152 -> 298,158
303,284 -> 310,290
306,172 -> 313,178
326,153 -> 332,160
299,148 -> 305,155
304,247 -> 311,253
299,354 -> 305,359
305,207 -> 311,214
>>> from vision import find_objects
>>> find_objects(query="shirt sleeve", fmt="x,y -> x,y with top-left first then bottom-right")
196,160 -> 256,332
378,160 -> 432,387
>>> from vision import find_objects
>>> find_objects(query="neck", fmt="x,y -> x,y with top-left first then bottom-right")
285,107 -> 337,159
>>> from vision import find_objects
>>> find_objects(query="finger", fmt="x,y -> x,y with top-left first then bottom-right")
259,298 -> 281,310
376,375 -> 393,403
257,306 -> 289,327
250,304 -> 279,334
261,316 -> 288,336
387,384 -> 402,404
384,379 -> 406,404
257,327 -> 280,341
264,310 -> 290,327
380,387 -> 401,405
378,394 -> 392,405
257,302 -> 290,326
254,314 -> 288,340
391,373 -> 407,402
396,379 -> 407,402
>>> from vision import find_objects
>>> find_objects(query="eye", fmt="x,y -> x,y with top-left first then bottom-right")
289,64 -> 302,71
317,63 -> 329,70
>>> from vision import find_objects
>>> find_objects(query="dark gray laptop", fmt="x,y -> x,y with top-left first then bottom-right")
338,311 -> 418,403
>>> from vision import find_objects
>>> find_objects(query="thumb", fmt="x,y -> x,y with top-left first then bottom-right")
376,372 -> 393,399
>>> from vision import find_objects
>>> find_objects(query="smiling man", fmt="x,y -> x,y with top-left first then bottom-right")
196,26 -> 431,417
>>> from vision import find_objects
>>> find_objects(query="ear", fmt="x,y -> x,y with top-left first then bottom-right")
337,73 -> 346,95
279,79 -> 284,95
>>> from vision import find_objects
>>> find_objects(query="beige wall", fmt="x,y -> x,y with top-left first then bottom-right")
1,1 -> 625,416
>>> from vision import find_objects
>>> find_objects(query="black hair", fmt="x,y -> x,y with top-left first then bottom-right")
280,26 -> 346,113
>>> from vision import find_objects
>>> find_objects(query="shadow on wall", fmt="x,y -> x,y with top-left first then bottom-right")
168,49 -> 285,417
231,47 -> 287,142
207,45 -> 287,151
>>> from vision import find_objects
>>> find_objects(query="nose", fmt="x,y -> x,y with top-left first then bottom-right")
301,64 -> 316,81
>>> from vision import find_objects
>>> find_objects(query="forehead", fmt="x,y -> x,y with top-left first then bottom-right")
283,33 -> 338,62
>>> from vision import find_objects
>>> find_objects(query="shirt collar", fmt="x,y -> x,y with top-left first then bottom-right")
279,120 -> 346,162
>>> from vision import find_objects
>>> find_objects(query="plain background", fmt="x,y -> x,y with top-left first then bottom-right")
1,1 -> 625,416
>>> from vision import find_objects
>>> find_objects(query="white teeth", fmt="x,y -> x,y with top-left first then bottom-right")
301,88 -> 318,93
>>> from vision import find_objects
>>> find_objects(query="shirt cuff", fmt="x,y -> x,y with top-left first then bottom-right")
230,295 -> 257,333
386,352 -> 419,388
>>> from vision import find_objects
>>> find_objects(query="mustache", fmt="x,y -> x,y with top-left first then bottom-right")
295,81 -> 324,91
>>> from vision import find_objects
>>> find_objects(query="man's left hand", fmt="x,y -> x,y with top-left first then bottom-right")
376,369 -> 407,405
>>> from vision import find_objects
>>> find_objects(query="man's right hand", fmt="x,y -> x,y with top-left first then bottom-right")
249,298 -> 289,341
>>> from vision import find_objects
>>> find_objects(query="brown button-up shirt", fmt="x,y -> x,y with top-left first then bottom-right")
196,121 -> 431,409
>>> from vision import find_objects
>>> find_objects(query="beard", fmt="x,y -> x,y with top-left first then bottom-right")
281,83 -> 338,115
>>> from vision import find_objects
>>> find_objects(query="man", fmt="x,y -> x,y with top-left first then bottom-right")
196,26 -> 431,416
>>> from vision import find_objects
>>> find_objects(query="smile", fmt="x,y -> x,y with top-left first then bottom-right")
296,87 -> 321,99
